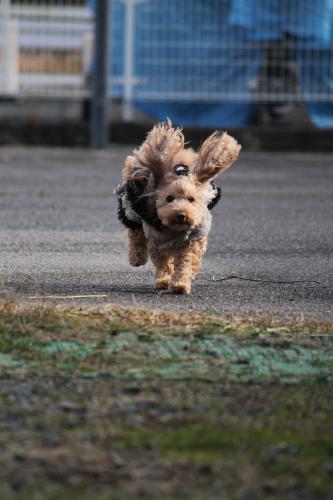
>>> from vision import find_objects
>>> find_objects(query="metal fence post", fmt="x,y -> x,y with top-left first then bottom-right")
91,0 -> 109,149
123,0 -> 135,121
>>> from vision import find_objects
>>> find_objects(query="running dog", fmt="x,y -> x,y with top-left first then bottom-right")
116,119 -> 241,294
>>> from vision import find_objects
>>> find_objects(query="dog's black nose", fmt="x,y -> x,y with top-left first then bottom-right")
175,212 -> 186,223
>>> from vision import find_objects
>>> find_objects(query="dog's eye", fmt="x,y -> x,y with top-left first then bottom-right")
166,195 -> 174,203
188,196 -> 195,203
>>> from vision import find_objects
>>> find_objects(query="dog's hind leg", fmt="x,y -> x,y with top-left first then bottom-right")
128,228 -> 148,267
149,244 -> 174,289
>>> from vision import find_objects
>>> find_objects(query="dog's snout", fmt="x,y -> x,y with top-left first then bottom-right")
175,212 -> 187,223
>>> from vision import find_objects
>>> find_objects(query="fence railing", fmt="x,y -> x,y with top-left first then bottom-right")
0,0 -> 93,97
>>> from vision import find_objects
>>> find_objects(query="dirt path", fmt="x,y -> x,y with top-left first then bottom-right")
0,147 -> 332,320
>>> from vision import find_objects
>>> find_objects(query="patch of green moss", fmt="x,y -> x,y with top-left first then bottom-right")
1,323 -> 332,383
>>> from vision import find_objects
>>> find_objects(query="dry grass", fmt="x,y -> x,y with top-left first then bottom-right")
1,296 -> 332,336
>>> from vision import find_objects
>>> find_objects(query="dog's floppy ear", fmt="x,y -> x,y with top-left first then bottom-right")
135,119 -> 185,180
195,132 -> 241,183
122,154 -> 150,182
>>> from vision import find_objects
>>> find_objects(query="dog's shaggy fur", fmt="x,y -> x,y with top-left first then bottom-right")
117,120 -> 241,294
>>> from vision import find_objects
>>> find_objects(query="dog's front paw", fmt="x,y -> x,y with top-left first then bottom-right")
129,250 -> 148,267
168,281 -> 191,295
155,277 -> 171,290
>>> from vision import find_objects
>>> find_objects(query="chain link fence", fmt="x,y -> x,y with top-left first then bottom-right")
1,0 -> 333,135
109,0 -> 333,126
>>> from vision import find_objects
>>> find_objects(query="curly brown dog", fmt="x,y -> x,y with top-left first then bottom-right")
116,119 -> 241,294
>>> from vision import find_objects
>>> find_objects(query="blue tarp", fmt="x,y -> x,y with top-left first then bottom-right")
228,0 -> 333,127
229,0 -> 333,47
91,0 -> 333,128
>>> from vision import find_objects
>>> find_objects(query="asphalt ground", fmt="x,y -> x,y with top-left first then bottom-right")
0,147 -> 332,322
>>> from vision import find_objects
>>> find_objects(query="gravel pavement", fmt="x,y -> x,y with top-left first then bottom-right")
0,147 -> 332,321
